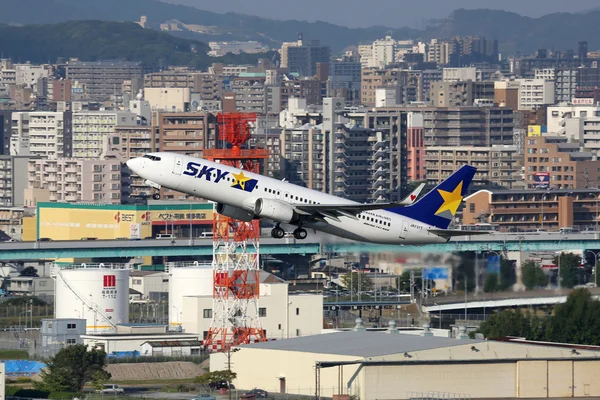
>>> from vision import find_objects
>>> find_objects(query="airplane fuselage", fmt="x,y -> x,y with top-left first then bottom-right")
128,152 -> 449,245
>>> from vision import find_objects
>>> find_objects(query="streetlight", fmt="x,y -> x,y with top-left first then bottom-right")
225,347 -> 240,400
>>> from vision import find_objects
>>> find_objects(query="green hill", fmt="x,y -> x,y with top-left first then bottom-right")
0,21 -> 275,68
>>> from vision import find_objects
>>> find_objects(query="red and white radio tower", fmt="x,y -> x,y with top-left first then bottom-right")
202,112 -> 269,352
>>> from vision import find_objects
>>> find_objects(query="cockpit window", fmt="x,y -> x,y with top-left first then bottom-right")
143,155 -> 161,161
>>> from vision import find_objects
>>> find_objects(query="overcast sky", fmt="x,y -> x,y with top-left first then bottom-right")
166,0 -> 599,28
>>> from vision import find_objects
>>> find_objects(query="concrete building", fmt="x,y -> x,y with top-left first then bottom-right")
0,155 -> 38,206
140,340 -> 203,356
208,41 -> 268,56
0,111 -> 12,156
11,111 -> 71,158
425,39 -> 454,65
181,273 -> 323,339
430,80 -> 494,107
41,318 -> 86,351
494,80 -> 520,109
52,79 -> 72,102
464,188 -> 600,231
27,158 -> 124,203
406,113 -> 425,181
280,124 -> 326,191
145,87 -> 191,112
328,56 -> 361,103
72,111 -> 137,158
426,145 -> 524,190
6,276 -> 54,296
420,106 -> 515,147
283,38 -> 330,77
157,112 -> 217,200
547,103 -> 600,137
361,68 -> 408,107
442,67 -> 477,82
524,135 -> 600,189
211,329 -> 600,399
66,60 -> 143,102
518,79 -> 555,110
129,271 -> 169,301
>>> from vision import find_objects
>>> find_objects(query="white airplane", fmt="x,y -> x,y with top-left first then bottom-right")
126,152 -> 485,245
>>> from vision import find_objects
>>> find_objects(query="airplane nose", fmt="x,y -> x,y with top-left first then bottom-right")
126,158 -> 142,173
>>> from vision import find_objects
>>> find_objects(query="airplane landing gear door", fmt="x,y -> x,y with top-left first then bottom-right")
173,156 -> 183,175
400,220 -> 408,239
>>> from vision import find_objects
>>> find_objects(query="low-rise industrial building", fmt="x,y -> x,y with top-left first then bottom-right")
211,327 -> 600,399
140,340 -> 203,356
129,271 -> 169,301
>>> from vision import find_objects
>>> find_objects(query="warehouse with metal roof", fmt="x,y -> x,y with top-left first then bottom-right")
210,322 -> 600,399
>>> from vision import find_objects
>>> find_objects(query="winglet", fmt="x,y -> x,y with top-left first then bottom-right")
398,183 -> 425,205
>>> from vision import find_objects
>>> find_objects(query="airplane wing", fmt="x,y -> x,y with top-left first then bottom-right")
428,229 -> 493,239
289,185 -> 426,222
292,202 -> 402,221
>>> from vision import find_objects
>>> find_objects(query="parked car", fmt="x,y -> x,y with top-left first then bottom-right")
244,388 -> 268,398
96,384 -> 124,395
209,380 -> 234,390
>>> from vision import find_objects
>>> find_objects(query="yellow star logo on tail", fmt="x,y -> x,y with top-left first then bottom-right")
232,171 -> 250,191
435,181 -> 464,216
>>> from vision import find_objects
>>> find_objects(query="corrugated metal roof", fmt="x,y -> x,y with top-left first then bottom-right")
239,331 -> 483,357
144,340 -> 203,347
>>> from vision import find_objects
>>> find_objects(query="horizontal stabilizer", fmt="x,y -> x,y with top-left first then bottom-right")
428,229 -> 493,239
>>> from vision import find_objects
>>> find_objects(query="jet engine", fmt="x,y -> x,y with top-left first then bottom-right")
253,198 -> 299,223
215,203 -> 255,222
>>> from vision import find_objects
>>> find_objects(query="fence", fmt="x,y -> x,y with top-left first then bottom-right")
407,391 -> 472,400
0,305 -> 54,329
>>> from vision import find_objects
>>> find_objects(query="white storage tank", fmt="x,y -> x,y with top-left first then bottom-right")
53,264 -> 130,334
168,262 -> 213,329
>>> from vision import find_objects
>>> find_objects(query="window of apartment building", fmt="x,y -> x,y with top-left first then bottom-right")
93,174 -> 102,182
133,279 -> 142,285
111,164 -> 120,171
93,165 -> 102,172
203,309 -> 212,319
470,203 -> 475,213
94,193 -> 102,201
259,308 -> 267,317
191,348 -> 200,355
93,184 -> 102,191
66,339 -> 76,345
581,111 -> 588,117
111,193 -> 120,199
111,174 -> 120,180
67,323 -> 77,330
111,184 -> 120,190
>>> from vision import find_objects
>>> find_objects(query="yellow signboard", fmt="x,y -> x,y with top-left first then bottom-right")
528,125 -> 541,137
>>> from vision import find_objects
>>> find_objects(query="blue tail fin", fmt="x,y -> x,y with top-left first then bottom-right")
388,165 -> 477,229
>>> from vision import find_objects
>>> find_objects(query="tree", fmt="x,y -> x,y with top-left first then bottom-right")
483,273 -> 499,293
544,288 -> 600,345
522,260 -> 548,290
35,344 -> 110,393
19,267 -> 38,277
195,370 -> 237,390
397,271 -> 411,293
554,252 -> 581,289
498,259 -> 516,290
341,271 -> 373,293
477,310 -> 543,340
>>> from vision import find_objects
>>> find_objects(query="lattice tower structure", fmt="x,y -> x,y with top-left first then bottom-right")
203,112 -> 270,352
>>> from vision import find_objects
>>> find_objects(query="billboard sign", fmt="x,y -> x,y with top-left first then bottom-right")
572,97 -> 594,105
534,172 -> 550,189
487,255 -> 500,274
422,267 -> 449,280
130,223 -> 140,240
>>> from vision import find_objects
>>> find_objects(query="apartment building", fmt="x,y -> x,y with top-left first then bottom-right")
229,73 -> 281,114
280,77 -> 322,108
547,104 -> 600,135
144,71 -> 222,100
280,127 -> 327,191
66,60 -> 143,102
157,112 -> 217,200
406,113 -> 425,181
524,136 -> 600,189
27,159 -> 123,203
145,88 -> 191,112
361,68 -> 408,106
464,188 -> 600,232
0,155 -> 37,206
283,39 -> 331,77
419,106 -> 515,147
494,80 -> 520,109
425,145 -> 523,191
0,111 -> 11,156
518,79 -> 555,110
52,80 -> 72,102
72,111 -> 137,158
430,81 -> 494,107
11,112 -> 72,158
328,57 -> 362,103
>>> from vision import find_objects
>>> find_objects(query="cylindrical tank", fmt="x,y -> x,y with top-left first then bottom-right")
169,263 -> 213,329
54,264 -> 129,334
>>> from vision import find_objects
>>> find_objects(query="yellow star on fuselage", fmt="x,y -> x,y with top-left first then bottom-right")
232,171 -> 250,190
435,181 -> 464,216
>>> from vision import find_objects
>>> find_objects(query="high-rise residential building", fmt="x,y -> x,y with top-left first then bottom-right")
328,56 -> 362,103
280,77 -> 322,108
361,68 -> 408,106
66,60 -> 143,102
430,81 -> 494,107
547,104 -> 600,134
425,39 -> 454,65
369,36 -> 397,68
494,80 -> 520,109
52,79 -> 72,102
0,111 -> 12,156
333,108 -> 408,203
230,73 -> 281,114
419,106 -> 515,147
283,37 -> 331,77
518,79 -> 555,110
144,71 -> 222,101
11,112 -> 72,158
280,126 -> 327,191
157,112 -> 217,200
0,155 -> 38,206
524,136 -> 600,189
406,113 -> 425,181
145,87 -> 191,112
27,158 -> 124,203
72,111 -> 137,158
425,145 -> 523,191
442,68 -> 477,82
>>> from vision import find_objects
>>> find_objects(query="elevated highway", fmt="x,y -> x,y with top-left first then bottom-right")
0,232 -> 599,261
